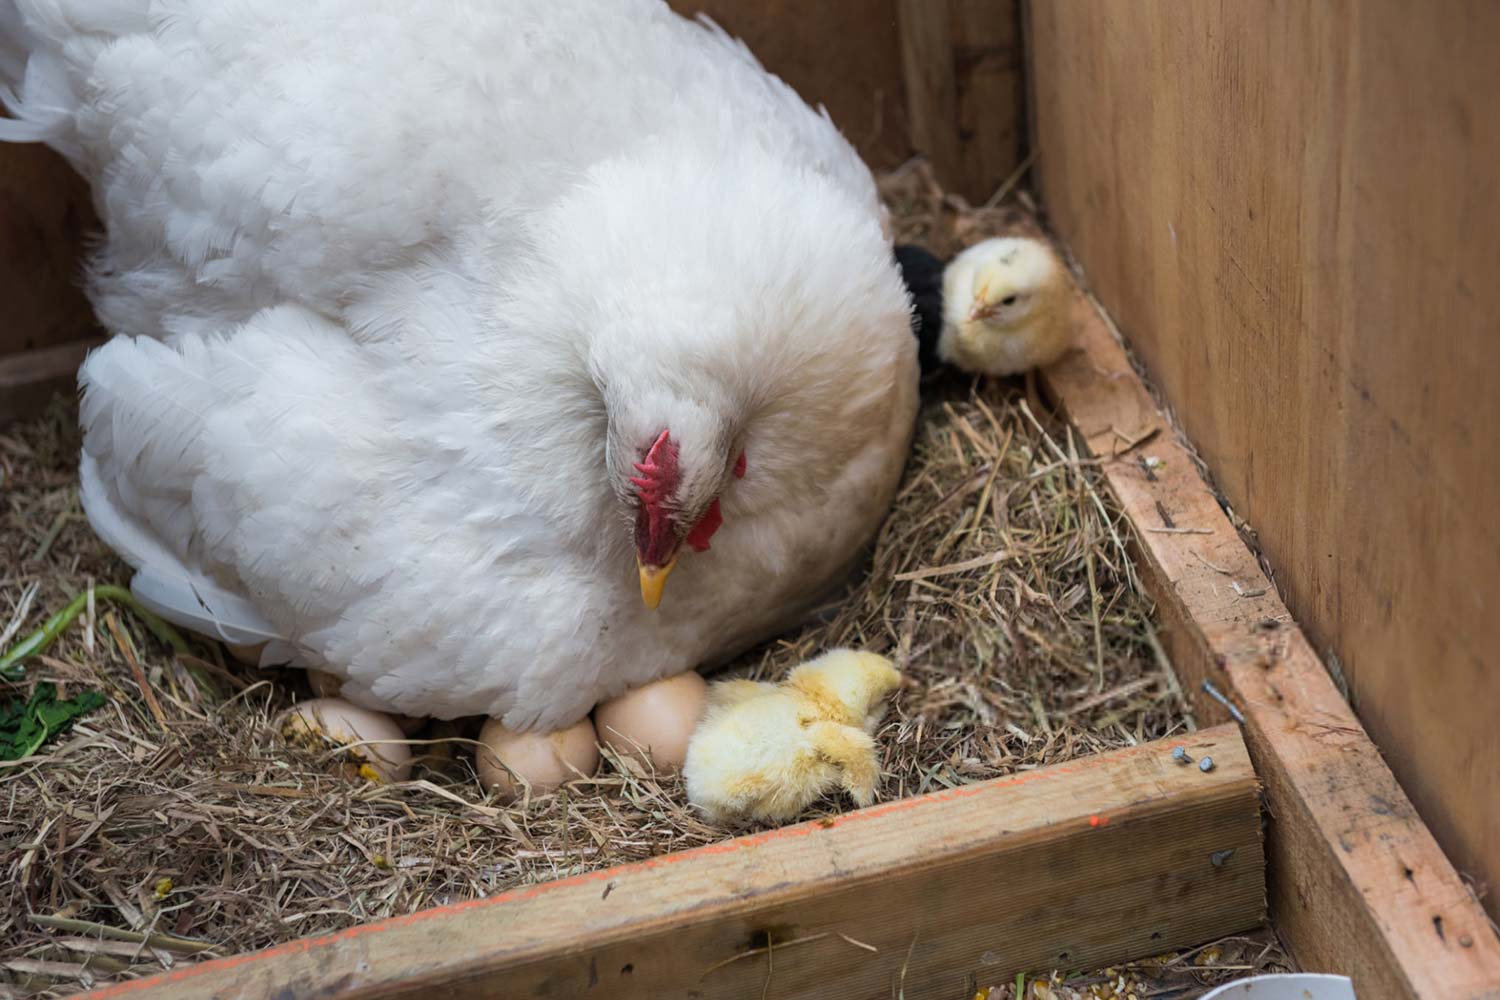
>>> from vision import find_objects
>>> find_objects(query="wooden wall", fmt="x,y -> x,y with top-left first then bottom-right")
0,143 -> 95,355
1029,0 -> 1500,921
0,142 -> 100,422
668,0 -> 913,171
671,0 -> 1023,200
895,0 -> 1024,203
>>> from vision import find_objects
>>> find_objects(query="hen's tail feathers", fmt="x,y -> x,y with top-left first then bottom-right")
0,103 -> 50,140
79,455 -> 284,649
689,13 -> 763,70
1,0 -> 149,155
0,1 -> 38,139
0,1 -> 27,88
0,2 -> 71,150
78,336 -> 290,650
129,566 -> 288,649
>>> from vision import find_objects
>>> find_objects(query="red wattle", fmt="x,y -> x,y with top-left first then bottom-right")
686,498 -> 723,552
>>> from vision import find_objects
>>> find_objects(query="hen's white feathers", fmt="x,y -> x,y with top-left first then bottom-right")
3,0 -> 918,728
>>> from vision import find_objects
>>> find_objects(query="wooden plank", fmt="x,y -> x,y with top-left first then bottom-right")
668,0 -> 913,170
897,0 -> 1022,203
1026,0 -> 1500,928
0,336 -> 101,426
0,143 -> 98,358
1038,283 -> 1500,999
81,726 -> 1262,1000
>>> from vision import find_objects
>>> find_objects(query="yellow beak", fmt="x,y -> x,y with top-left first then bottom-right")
968,282 -> 991,323
638,557 -> 677,610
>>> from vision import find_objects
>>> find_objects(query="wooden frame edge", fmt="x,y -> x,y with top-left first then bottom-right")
78,726 -> 1262,999
0,336 -> 101,426
1040,282 -> 1500,1000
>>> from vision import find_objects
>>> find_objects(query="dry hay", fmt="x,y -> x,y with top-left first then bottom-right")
0,166 -> 1248,997
974,932 -> 1290,999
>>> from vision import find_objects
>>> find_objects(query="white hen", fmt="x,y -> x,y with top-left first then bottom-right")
0,0 -> 918,730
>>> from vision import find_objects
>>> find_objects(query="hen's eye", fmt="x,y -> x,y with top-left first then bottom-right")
1000,294 -> 1019,307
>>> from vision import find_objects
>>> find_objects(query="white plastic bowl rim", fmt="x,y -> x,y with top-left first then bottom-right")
1200,973 -> 1356,1000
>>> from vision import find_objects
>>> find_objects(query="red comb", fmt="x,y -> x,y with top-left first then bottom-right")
629,430 -> 680,503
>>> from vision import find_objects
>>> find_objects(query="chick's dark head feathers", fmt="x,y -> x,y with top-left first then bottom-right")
894,243 -> 947,375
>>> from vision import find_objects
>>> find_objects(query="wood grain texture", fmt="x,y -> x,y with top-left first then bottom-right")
668,0 -> 912,169
82,727 -> 1262,1000
1040,284 -> 1500,998
0,142 -> 98,358
1027,0 -> 1500,932
896,0 -> 1023,203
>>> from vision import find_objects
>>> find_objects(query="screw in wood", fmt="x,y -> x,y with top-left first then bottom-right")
1200,679 -> 1247,723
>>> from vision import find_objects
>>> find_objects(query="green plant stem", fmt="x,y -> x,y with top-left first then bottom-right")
0,585 -> 187,681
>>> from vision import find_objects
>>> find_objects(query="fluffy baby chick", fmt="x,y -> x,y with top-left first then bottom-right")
938,236 -> 1072,375
683,649 -> 901,825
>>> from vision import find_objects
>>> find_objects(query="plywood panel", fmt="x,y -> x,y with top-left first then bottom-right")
1029,0 -> 1500,925
1043,284 -> 1500,999
896,0 -> 1024,203
669,0 -> 912,170
0,142 -> 98,357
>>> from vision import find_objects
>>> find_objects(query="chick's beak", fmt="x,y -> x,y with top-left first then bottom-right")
638,556 -> 677,610
968,282 -> 992,323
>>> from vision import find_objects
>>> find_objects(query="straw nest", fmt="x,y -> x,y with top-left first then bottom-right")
0,165 -> 1279,997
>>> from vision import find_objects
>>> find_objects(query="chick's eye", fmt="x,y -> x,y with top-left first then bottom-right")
1000,294 -> 1019,306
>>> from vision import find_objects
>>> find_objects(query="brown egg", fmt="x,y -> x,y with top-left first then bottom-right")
279,697 -> 412,783
226,642 -> 264,667
594,671 -> 708,772
475,716 -> 598,800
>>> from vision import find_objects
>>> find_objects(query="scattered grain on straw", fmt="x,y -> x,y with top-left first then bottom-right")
0,163 -> 1219,997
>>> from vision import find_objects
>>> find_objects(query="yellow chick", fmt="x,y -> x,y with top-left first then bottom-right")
938,236 -> 1073,375
683,649 -> 901,825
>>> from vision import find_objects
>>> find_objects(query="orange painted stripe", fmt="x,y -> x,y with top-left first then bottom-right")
78,734 -> 1193,999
